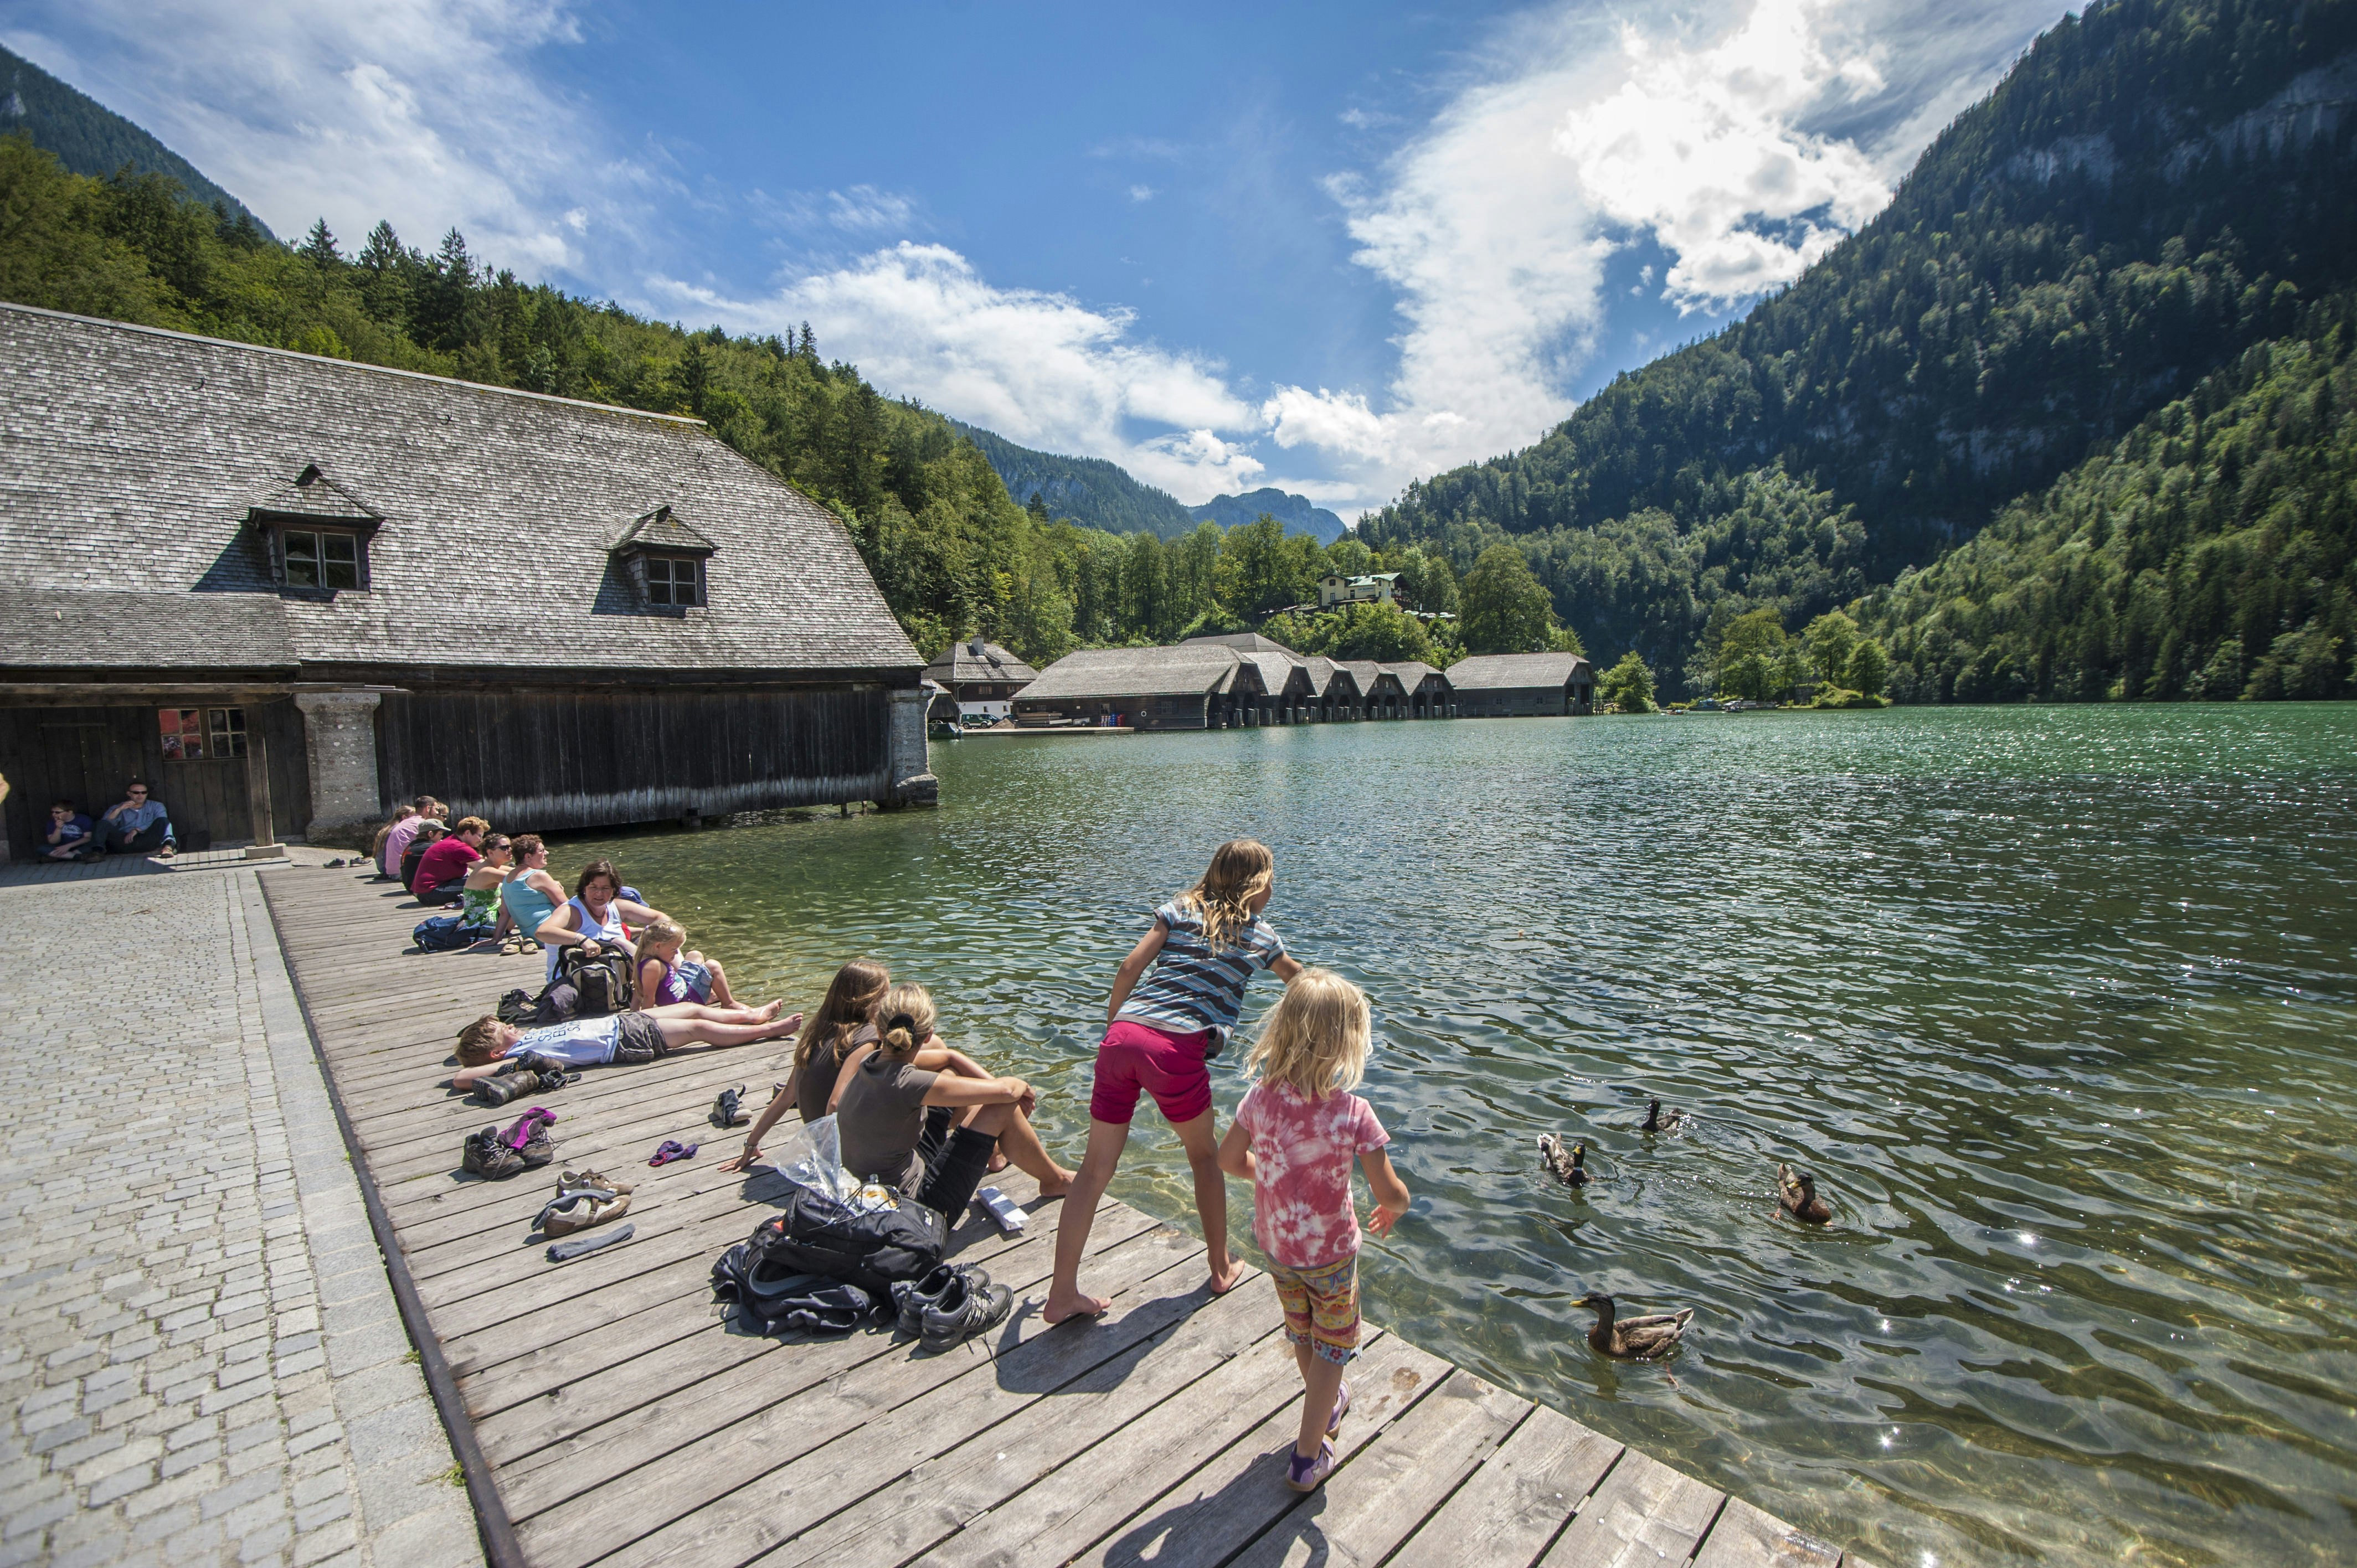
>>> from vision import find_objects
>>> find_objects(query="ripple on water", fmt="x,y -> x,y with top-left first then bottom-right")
555,704 -> 2357,1568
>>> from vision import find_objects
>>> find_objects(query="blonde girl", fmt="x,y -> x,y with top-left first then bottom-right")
831,984 -> 1073,1218
1217,968 -> 1409,1492
632,917 -> 739,1009
1043,838 -> 1304,1324
719,962 -> 1068,1187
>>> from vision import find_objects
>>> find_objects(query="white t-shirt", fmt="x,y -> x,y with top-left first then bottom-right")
506,1015 -> 621,1066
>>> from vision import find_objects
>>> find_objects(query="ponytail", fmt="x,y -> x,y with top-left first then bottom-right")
873,983 -> 936,1058
792,959 -> 891,1073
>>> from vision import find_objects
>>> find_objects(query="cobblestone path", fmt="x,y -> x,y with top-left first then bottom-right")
0,864 -> 481,1568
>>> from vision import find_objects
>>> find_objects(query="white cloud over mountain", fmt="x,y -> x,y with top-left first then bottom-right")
6,0 -> 2061,515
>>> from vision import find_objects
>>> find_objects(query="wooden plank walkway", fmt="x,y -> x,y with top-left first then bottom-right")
259,863 -> 1864,1568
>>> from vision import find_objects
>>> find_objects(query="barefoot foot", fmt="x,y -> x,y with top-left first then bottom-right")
755,999 -> 784,1022
1207,1257 -> 1245,1296
985,1151 -> 1009,1174
1041,1288 -> 1111,1325
1036,1167 -> 1077,1199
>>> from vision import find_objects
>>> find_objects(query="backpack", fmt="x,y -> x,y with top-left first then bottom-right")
554,942 -> 634,1017
709,1240 -> 888,1335
742,1183 -> 948,1298
413,914 -> 478,953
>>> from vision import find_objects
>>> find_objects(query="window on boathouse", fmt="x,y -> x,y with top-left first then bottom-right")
282,529 -> 363,590
159,706 -> 247,760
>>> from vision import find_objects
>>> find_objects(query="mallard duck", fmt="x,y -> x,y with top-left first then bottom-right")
1537,1134 -> 1591,1186
1639,1098 -> 1685,1133
1576,1292 -> 1694,1359
1777,1163 -> 1834,1224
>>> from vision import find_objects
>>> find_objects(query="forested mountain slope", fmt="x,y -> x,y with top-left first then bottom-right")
1866,292 -> 2355,703
1188,488 -> 1348,544
947,419 -> 1200,538
1,44 -> 271,237
1364,0 -> 2357,698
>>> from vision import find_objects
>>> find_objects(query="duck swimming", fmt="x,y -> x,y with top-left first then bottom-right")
1777,1163 -> 1834,1224
1639,1098 -> 1685,1133
1575,1292 -> 1694,1359
1537,1134 -> 1591,1187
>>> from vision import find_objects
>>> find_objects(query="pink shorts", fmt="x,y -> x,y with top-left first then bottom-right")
1088,1020 -> 1214,1126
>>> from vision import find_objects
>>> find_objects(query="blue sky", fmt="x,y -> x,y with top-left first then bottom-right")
7,0 -> 2064,516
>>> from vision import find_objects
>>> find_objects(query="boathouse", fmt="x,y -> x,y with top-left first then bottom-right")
922,636 -> 1038,724
1446,651 -> 1596,716
1183,634 -> 1311,724
1383,661 -> 1452,718
1334,661 -> 1410,718
1011,645 -> 1245,730
1299,656 -> 1360,721
0,305 -> 932,857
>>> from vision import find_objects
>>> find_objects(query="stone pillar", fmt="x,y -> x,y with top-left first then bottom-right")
294,689 -> 384,846
885,687 -> 938,807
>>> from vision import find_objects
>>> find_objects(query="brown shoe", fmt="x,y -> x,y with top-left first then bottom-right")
537,1189 -> 630,1237
558,1169 -> 635,1196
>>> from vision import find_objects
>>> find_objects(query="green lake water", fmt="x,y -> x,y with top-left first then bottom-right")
557,704 -> 2357,1567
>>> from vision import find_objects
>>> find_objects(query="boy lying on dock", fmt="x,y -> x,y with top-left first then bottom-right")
450,1004 -> 805,1091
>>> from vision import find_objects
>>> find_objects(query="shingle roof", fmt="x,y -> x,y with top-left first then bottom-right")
0,589 -> 295,669
1334,660 -> 1403,695
1299,656 -> 1346,697
249,464 -> 382,524
1380,661 -> 1445,690
1182,632 -> 1293,653
1017,645 -> 1241,701
606,504 -> 719,556
1236,649 -> 1306,697
923,637 -> 1039,687
1444,652 -> 1593,690
0,304 -> 919,678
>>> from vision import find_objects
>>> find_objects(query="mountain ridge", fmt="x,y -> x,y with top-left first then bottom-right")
1,43 -> 272,237
950,417 -> 1346,542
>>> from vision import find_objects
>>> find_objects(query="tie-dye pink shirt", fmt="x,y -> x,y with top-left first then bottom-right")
1232,1080 -> 1390,1270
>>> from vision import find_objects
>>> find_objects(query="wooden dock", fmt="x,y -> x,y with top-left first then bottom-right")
260,864 -> 1859,1568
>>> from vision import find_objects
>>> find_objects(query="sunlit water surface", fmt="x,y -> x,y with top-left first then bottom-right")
558,705 -> 2357,1567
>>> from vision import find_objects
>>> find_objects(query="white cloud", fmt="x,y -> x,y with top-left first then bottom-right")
1,0 -> 625,271
1259,0 -> 2057,510
651,244 -> 1271,500
1553,0 -> 1891,311
1129,184 -> 1156,203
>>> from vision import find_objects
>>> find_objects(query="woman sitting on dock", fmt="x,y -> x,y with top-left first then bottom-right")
832,983 -> 1073,1215
534,859 -> 665,979
719,960 -> 1058,1185
496,835 -> 564,957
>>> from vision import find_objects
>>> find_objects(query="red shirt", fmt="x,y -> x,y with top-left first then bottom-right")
413,835 -> 481,892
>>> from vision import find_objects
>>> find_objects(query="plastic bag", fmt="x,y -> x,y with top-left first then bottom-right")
774,1115 -> 898,1214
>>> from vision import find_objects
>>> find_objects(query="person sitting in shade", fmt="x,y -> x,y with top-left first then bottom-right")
379,796 -> 441,879
43,800 -> 96,860
95,780 -> 174,858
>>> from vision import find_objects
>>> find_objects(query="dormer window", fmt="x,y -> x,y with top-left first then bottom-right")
642,554 -> 704,607
284,529 -> 362,590
249,462 -> 382,594
608,504 -> 718,614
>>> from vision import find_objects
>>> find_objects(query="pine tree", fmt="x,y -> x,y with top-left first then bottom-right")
300,218 -> 339,267
358,220 -> 401,272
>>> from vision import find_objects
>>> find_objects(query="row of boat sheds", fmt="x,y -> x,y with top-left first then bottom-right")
925,633 -> 1596,731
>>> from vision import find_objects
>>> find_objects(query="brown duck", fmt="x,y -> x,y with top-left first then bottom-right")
1537,1134 -> 1591,1186
1576,1292 -> 1694,1359
1777,1163 -> 1834,1224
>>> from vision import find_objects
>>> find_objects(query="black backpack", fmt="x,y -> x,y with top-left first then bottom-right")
743,1183 -> 948,1298
555,942 -> 634,1017
709,1241 -> 888,1335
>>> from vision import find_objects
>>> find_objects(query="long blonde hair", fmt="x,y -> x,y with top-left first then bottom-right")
792,960 -> 891,1072
1247,967 -> 1369,1100
1179,838 -> 1274,952
873,983 -> 936,1058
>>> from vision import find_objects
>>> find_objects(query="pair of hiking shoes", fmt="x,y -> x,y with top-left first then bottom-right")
534,1168 -> 634,1237
475,1052 -> 579,1106
890,1262 -> 1013,1352
462,1107 -> 558,1179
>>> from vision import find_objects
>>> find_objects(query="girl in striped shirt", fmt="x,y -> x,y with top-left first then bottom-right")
1043,838 -> 1303,1323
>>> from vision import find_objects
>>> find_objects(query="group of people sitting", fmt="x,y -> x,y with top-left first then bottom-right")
40,780 -> 177,860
